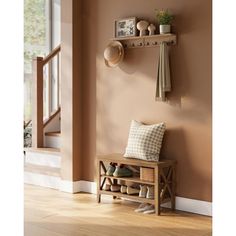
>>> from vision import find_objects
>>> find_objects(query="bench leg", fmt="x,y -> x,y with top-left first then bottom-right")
171,164 -> 176,211
154,166 -> 160,215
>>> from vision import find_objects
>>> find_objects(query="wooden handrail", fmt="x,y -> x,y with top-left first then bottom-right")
42,45 -> 61,65
32,44 -> 61,148
43,107 -> 61,128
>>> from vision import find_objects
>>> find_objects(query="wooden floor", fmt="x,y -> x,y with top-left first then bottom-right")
24,184 -> 212,236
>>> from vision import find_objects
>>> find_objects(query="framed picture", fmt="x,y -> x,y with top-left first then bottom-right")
115,17 -> 137,38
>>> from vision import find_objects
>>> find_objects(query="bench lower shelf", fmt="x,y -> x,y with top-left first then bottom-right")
98,190 -> 172,205
98,190 -> 155,204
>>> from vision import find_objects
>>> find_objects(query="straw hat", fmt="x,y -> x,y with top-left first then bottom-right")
104,41 -> 124,67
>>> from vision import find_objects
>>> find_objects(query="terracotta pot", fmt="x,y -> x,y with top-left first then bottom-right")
159,25 -> 171,34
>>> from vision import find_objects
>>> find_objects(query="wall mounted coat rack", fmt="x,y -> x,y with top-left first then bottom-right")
110,34 -> 176,49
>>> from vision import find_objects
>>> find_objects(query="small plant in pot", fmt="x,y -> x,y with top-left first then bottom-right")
156,9 -> 174,34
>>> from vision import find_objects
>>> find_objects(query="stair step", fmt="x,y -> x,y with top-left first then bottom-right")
45,131 -> 61,137
24,147 -> 61,168
24,162 -> 61,190
44,135 -> 61,149
24,163 -> 60,177
24,147 -> 60,155
24,148 -> 61,190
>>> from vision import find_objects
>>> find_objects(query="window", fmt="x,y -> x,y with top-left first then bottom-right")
24,0 -> 61,122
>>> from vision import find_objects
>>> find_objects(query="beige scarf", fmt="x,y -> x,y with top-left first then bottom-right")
156,42 -> 171,101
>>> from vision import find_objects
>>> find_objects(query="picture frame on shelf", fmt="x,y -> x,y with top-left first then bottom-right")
115,17 -> 137,38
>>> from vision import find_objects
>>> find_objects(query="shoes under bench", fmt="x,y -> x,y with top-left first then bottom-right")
103,163 -> 155,214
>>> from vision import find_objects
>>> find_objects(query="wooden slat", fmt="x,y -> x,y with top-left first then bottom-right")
100,162 -> 107,174
56,53 -> 60,109
32,57 -> 44,148
161,197 -> 171,204
47,60 -> 52,118
154,166 -> 160,215
97,161 -> 101,203
171,164 -> 176,210
99,190 -> 155,204
101,175 -> 155,185
97,154 -> 176,167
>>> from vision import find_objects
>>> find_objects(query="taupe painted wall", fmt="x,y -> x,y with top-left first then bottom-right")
80,0 -> 212,202
61,0 -> 83,181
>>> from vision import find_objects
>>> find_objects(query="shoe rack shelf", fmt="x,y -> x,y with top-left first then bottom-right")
99,190 -> 155,204
110,34 -> 177,49
97,153 -> 176,215
101,175 -> 155,185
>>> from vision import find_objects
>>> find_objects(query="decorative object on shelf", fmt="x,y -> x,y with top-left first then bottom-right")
104,40 -> 124,67
124,120 -> 166,161
156,42 -> 171,101
136,20 -> 149,36
115,17 -> 137,38
147,23 -> 156,35
156,9 -> 174,34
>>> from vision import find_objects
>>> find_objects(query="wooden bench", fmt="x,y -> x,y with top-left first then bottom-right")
97,153 -> 176,215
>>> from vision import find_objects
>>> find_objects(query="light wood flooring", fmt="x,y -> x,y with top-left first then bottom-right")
24,184 -> 212,236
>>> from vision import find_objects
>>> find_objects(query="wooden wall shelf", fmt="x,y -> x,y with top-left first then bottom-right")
110,34 -> 176,49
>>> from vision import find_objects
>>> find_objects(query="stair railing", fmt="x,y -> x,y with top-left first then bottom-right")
32,45 -> 61,148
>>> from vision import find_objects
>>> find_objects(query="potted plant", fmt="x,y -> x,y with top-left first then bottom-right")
156,9 -> 174,34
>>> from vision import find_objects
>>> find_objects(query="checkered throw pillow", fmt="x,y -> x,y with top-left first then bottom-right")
124,120 -> 166,161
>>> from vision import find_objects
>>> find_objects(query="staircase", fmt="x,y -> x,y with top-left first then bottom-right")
24,148 -> 61,189
24,45 -> 62,190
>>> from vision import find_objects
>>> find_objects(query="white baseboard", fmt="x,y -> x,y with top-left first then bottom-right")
78,180 -> 97,194
76,181 -> 212,216
161,197 -> 212,216
59,180 -> 96,193
59,179 -> 77,193
24,176 -> 212,216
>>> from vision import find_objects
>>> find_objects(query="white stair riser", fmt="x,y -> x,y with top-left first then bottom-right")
44,136 -> 61,148
25,151 -> 61,168
24,172 -> 60,190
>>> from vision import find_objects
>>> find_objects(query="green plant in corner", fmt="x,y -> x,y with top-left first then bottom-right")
155,9 -> 174,25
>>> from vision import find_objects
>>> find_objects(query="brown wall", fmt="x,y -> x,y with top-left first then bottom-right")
61,0 -> 83,181
80,0 -> 212,201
